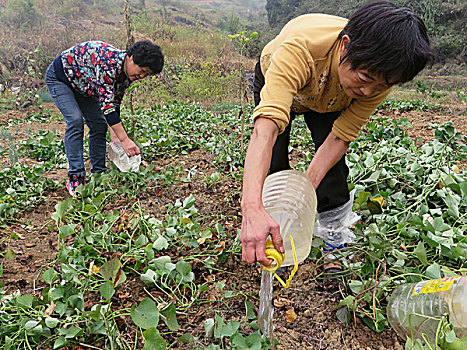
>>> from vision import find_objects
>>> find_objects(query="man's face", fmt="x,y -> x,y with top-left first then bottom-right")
125,55 -> 153,82
337,35 -> 392,99
338,62 -> 391,99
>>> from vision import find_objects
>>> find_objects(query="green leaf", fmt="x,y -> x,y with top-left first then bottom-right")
55,301 -> 67,316
99,257 -> 121,283
42,268 -> 59,284
336,295 -> 355,309
349,280 -> 363,294
443,192 -> 460,218
3,249 -> 15,261
52,198 -> 73,223
367,199 -> 383,215
16,294 -> 34,308
50,287 -> 64,301
141,269 -> 158,285
176,334 -> 195,344
425,263 -> 441,279
204,318 -> 215,338
175,260 -> 192,276
231,333 -> 262,350
142,328 -> 168,350
214,313 -> 224,339
459,181 -> 467,196
59,325 -> 82,339
182,194 -> 196,209
152,256 -> 172,270
99,281 -> 115,300
85,304 -> 103,321
160,302 -> 179,331
131,298 -> 159,330
45,317 -> 59,328
245,300 -> 256,320
153,236 -> 168,250
24,320 -> 40,331
53,336 -> 67,349
221,321 -> 240,337
135,234 -> 148,246
58,224 -> 76,239
414,241 -> 429,266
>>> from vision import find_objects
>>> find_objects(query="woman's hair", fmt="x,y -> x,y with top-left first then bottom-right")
127,40 -> 164,74
339,0 -> 436,84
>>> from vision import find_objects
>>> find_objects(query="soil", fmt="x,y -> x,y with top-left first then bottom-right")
0,101 -> 466,349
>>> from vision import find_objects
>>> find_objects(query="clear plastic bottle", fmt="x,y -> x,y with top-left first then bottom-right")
387,277 -> 467,343
262,170 -> 317,267
108,141 -> 141,172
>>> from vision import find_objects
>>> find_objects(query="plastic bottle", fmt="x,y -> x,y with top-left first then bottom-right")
387,277 -> 467,343
261,169 -> 317,267
108,141 -> 141,172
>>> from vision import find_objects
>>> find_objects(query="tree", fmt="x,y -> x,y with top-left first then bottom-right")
265,0 -> 302,26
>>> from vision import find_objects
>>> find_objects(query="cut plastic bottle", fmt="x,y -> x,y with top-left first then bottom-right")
108,141 -> 141,172
387,277 -> 467,344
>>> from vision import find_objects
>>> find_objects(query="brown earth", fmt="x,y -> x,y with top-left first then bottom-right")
0,102 -> 466,349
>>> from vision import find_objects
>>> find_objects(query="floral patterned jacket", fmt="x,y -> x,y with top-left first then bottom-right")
53,41 -> 130,126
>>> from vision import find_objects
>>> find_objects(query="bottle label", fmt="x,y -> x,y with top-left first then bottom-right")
412,277 -> 460,295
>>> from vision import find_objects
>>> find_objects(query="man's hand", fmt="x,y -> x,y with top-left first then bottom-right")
240,206 -> 284,266
121,138 -> 140,157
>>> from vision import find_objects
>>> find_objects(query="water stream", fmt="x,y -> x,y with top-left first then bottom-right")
259,269 -> 276,348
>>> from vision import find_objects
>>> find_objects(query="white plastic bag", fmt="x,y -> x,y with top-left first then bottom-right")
108,141 -> 141,172
313,189 -> 360,246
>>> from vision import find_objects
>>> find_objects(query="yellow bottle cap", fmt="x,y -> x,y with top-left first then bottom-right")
261,236 -> 299,288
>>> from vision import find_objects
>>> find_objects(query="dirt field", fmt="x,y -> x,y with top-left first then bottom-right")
0,101 -> 466,349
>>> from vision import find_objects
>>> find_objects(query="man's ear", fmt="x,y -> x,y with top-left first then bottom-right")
339,34 -> 351,57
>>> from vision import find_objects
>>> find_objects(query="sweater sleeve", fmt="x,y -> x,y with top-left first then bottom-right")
332,88 -> 392,142
97,70 -> 122,126
253,38 -> 313,134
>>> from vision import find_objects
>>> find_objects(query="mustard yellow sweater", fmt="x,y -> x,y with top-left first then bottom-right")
254,14 -> 392,142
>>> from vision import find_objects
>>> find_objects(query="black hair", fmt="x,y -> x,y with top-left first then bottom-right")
127,40 -> 164,74
338,1 -> 436,84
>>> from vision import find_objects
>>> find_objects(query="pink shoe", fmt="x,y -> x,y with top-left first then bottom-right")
66,175 -> 86,196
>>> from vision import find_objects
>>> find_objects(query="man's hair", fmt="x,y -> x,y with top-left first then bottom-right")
339,0 -> 435,84
127,40 -> 164,74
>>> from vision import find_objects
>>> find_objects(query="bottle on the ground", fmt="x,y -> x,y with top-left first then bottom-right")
108,141 -> 141,172
387,277 -> 467,344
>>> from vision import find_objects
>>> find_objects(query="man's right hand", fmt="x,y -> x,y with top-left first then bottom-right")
239,206 -> 284,266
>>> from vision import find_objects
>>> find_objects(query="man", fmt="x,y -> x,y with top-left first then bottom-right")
240,1 -> 435,272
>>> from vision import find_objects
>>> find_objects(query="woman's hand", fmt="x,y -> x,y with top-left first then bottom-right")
121,138 -> 140,157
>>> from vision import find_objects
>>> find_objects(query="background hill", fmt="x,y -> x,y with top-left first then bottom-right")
0,0 -> 464,99
0,0 -> 266,88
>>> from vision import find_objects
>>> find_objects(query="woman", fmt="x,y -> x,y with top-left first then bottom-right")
45,40 -> 164,195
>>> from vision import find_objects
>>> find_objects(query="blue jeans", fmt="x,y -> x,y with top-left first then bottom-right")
45,63 -> 108,177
